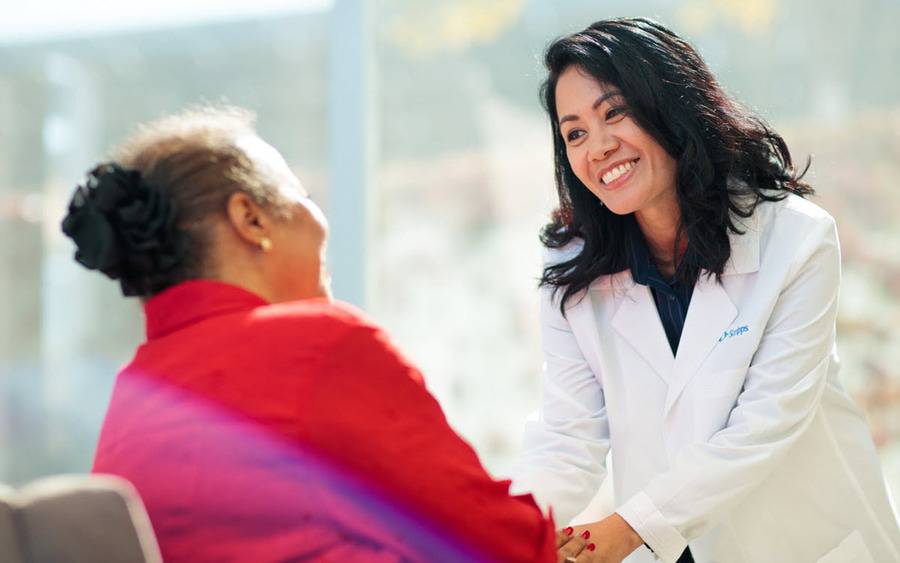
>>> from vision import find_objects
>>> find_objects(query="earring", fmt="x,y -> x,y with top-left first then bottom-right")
259,237 -> 272,252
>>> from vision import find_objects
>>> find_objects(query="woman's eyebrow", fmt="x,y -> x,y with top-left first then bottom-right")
558,90 -> 623,125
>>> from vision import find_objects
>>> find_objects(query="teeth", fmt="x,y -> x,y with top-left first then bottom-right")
602,160 -> 636,184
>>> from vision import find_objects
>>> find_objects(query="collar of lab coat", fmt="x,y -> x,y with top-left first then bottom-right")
585,208 -> 762,415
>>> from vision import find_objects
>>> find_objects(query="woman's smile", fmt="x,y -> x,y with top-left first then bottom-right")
597,158 -> 639,191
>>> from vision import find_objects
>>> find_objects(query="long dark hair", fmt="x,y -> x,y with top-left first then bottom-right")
539,17 -> 812,313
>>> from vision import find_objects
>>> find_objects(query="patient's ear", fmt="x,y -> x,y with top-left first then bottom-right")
226,192 -> 271,248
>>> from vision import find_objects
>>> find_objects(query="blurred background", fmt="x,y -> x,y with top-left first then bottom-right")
1,0 -> 898,507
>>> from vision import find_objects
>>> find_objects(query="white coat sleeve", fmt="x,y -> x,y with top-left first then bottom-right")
617,214 -> 842,563
511,277 -> 611,526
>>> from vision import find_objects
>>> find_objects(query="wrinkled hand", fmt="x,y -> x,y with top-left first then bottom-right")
556,527 -> 597,563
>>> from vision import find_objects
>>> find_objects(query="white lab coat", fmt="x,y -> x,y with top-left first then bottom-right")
513,195 -> 900,563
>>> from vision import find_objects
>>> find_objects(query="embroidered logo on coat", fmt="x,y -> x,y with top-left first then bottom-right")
718,325 -> 749,343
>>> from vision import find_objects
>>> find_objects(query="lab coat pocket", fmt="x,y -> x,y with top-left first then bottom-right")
816,530 -> 873,563
693,368 -> 746,438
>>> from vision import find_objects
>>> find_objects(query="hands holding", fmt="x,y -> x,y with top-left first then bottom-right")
556,513 -> 644,563
556,526 -> 597,563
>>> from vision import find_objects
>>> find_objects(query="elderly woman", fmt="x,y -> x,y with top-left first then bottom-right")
62,107 -> 582,563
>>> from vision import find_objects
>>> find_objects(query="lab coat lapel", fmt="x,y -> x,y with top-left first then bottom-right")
663,205 -> 760,416
664,275 -> 738,415
612,280 -> 675,384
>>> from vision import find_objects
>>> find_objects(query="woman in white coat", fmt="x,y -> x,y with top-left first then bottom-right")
514,18 -> 900,563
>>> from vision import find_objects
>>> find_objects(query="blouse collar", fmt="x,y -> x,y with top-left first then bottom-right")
143,280 -> 269,340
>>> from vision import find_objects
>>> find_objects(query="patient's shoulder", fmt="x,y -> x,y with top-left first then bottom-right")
249,298 -> 382,345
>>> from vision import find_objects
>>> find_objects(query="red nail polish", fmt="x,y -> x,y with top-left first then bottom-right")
564,526 -> 574,536
587,543 -> 596,552
581,530 -> 591,539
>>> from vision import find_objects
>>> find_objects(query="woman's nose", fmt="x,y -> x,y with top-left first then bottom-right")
587,129 -> 618,162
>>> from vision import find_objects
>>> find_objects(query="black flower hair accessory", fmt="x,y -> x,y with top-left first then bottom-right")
61,163 -> 185,296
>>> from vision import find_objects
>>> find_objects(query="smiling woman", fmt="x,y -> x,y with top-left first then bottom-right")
513,17 -> 900,563
538,18 -> 814,306
558,77 -> 674,201
554,67 -> 681,277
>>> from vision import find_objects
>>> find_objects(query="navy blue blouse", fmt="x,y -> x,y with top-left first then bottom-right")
626,218 -> 695,355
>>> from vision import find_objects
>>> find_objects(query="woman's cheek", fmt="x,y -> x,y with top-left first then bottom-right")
573,151 -> 591,186
566,146 -> 582,178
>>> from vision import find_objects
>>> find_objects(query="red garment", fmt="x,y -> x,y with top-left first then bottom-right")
93,280 -> 555,562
